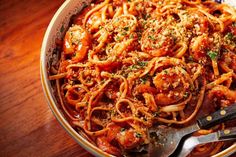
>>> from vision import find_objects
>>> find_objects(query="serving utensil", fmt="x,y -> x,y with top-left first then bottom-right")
130,103 -> 236,157
177,127 -> 236,157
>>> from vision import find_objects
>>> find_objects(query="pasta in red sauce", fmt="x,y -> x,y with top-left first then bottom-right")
49,0 -> 236,156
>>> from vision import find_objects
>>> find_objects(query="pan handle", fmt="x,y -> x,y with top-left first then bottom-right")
218,127 -> 236,140
197,103 -> 236,129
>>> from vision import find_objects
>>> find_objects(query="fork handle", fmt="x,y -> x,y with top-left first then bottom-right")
197,103 -> 236,129
218,127 -> 236,140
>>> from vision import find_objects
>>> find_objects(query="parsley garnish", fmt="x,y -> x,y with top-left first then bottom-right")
121,32 -> 127,36
137,61 -> 148,67
183,92 -> 189,98
144,14 -> 151,20
115,36 -> 121,41
163,70 -> 168,74
130,64 -> 138,69
110,110 -> 115,115
140,77 -> 147,84
226,32 -> 233,40
123,26 -> 129,31
135,132 -> 142,138
142,21 -> 147,27
189,55 -> 193,61
153,109 -> 161,117
138,33 -> 142,40
99,25 -> 103,30
207,51 -> 218,60
148,35 -> 156,41
140,74 -> 150,84
120,128 -> 126,132
129,34 -> 134,39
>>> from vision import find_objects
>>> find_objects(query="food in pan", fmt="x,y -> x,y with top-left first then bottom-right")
49,0 -> 236,156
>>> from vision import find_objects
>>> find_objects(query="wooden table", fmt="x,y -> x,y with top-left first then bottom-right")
0,1 -> 92,156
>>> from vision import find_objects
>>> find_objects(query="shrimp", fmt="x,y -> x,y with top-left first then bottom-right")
141,25 -> 176,57
63,25 -> 91,62
190,32 -> 222,63
97,124 -> 142,155
86,11 -> 103,33
220,51 -> 236,72
134,84 -> 157,95
116,128 -> 141,149
96,136 -> 121,157
181,10 -> 209,34
189,34 -> 209,62
107,124 -> 142,149
208,85 -> 236,106
153,68 -> 188,105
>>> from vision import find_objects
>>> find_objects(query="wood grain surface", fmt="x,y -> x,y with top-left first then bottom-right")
0,0 -> 92,156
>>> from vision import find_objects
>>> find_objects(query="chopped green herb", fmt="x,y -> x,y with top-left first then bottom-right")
142,21 -> 147,27
189,55 -> 193,61
121,32 -> 127,36
183,92 -> 189,98
152,44 -> 157,49
207,51 -> 218,60
131,64 -> 138,69
135,132 -> 142,138
140,77 -> 147,84
140,74 -> 150,84
120,128 -> 126,132
137,61 -> 148,67
138,33 -> 142,40
153,110 -> 160,117
99,25 -> 103,30
110,110 -> 115,115
115,36 -> 121,41
148,35 -> 156,41
123,26 -> 129,31
226,32 -> 233,40
163,70 -> 168,74
70,32 -> 73,36
129,34 -> 134,39
144,14 -> 151,20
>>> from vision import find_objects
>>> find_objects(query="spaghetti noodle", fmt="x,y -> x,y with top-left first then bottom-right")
49,0 -> 236,156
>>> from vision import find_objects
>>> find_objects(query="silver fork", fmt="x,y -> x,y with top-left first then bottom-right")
129,103 -> 236,157
177,127 -> 236,157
